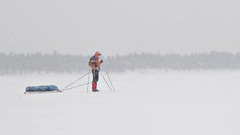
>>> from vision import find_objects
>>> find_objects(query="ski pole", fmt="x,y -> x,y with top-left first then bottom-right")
106,71 -> 115,91
100,72 -> 113,92
87,69 -> 90,93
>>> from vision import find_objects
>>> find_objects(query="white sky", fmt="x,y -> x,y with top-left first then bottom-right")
0,0 -> 240,56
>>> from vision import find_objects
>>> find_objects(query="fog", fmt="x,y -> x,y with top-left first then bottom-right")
0,0 -> 240,55
1,1 -> 240,134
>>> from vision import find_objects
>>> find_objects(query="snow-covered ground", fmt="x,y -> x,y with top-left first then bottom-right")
0,70 -> 240,135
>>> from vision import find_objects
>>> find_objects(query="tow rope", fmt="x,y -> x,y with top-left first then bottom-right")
60,72 -> 91,92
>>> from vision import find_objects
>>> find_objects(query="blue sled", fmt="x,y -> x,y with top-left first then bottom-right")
25,85 -> 61,94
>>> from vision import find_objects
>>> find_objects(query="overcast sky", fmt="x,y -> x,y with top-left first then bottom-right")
0,0 -> 240,56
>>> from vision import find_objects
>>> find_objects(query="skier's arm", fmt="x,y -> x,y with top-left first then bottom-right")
89,60 -> 95,69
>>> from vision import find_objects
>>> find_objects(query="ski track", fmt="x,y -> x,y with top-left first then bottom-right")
0,70 -> 240,135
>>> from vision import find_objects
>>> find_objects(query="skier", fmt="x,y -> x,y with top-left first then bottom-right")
89,51 -> 103,92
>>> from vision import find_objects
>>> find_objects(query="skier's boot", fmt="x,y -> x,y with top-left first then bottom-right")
92,89 -> 100,92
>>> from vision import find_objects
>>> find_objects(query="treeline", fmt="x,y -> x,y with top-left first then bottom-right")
0,51 -> 88,75
0,51 -> 240,75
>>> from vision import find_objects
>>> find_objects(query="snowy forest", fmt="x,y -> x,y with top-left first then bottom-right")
0,51 -> 240,75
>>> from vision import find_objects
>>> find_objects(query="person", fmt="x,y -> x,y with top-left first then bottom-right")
89,51 -> 103,92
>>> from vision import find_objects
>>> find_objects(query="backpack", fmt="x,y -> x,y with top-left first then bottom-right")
89,56 -> 96,67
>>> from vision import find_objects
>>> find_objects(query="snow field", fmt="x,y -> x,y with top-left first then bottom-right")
0,70 -> 240,135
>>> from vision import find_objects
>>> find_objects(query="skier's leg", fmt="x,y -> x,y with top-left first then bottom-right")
92,70 -> 98,91
92,70 -> 100,92
95,70 -> 99,90
92,70 -> 96,91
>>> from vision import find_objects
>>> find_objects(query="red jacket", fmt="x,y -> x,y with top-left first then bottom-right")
89,52 -> 102,70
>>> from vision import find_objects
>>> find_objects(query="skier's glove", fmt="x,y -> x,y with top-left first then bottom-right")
94,67 -> 99,70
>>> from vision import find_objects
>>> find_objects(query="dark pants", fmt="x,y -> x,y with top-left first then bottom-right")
92,69 -> 99,82
92,69 -> 99,90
